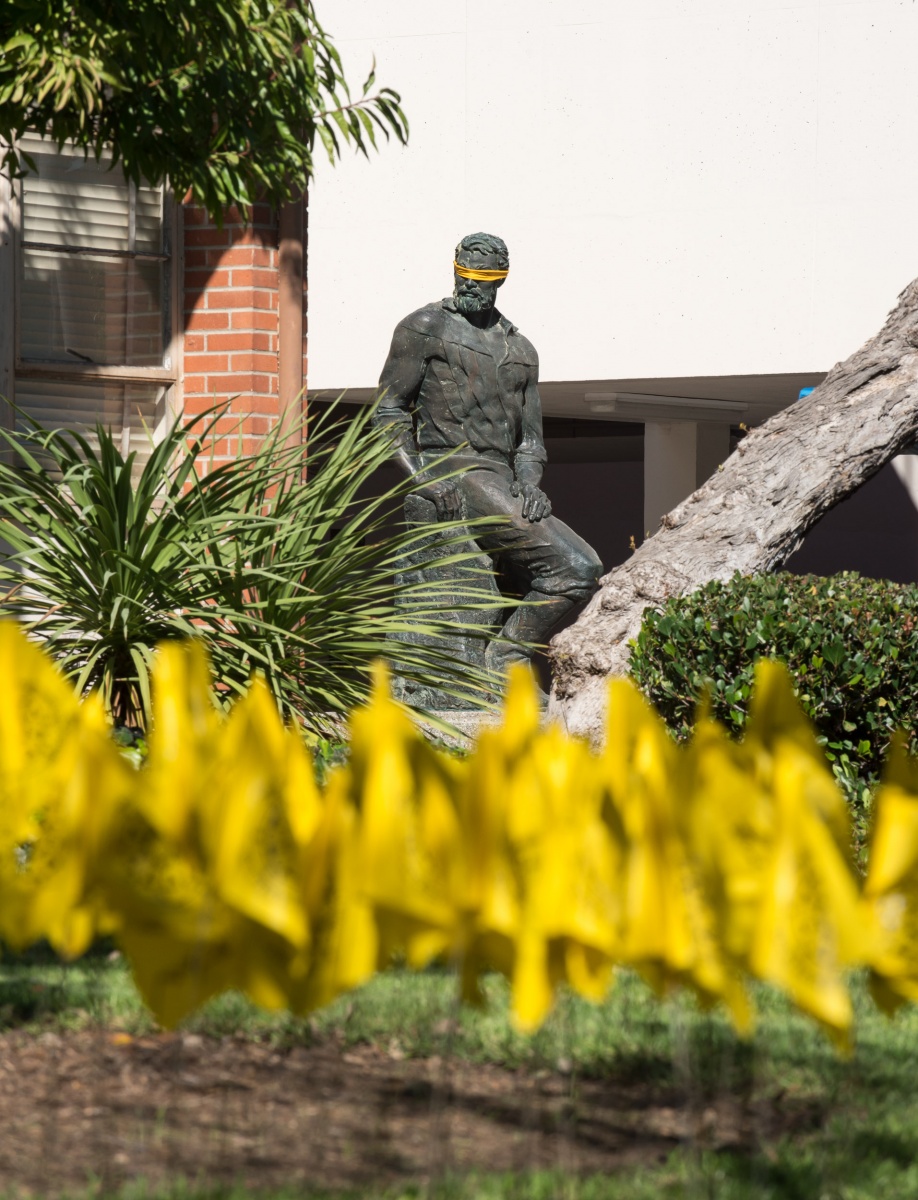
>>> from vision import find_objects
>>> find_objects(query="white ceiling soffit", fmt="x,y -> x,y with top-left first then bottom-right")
310,373 -> 828,426
585,392 -> 747,423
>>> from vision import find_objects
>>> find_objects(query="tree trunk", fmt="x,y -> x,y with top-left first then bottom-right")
548,277 -> 918,742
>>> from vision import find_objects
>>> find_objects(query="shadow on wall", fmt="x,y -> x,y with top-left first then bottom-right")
786,462 -> 918,584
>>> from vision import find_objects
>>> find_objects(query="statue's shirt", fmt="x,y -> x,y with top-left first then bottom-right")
376,297 -> 547,468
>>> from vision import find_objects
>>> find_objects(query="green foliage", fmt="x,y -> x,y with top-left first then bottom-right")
308,734 -> 349,784
0,400 -> 504,729
630,571 -> 918,836
0,0 -> 408,220
113,724 -> 148,768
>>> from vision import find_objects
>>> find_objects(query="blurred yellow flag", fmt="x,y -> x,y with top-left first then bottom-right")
602,680 -> 698,990
139,640 -> 221,845
0,624 -> 895,1054
348,662 -> 460,964
745,660 -> 851,859
0,623 -> 130,956
680,717 -> 768,1033
98,643 -> 314,1025
862,737 -> 918,1014
201,678 -> 313,953
507,720 -> 619,1030
749,741 -> 862,1052
287,767 -> 378,1014
736,661 -> 862,1049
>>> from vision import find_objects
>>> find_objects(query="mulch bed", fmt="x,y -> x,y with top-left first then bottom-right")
0,1031 -> 824,1195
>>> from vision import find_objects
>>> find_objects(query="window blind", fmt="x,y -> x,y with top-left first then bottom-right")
18,134 -> 169,370
14,378 -> 166,467
13,135 -> 172,470
19,135 -> 163,253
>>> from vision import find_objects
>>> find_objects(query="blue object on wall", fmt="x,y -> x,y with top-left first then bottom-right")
798,387 -> 815,400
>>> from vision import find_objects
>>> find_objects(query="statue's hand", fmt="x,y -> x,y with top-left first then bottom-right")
511,480 -> 552,522
416,477 -> 463,521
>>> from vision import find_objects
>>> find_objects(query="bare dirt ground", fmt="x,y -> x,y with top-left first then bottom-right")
0,1030 -> 824,1196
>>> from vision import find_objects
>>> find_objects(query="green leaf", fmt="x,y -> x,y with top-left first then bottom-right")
823,639 -> 846,667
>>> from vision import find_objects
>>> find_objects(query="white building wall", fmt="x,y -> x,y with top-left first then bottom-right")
307,0 -> 918,393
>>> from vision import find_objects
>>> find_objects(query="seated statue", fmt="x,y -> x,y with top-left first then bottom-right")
376,231 -> 603,688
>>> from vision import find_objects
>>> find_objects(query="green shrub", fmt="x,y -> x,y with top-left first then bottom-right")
629,571 -> 918,842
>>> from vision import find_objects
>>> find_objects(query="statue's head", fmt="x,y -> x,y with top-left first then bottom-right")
453,232 -> 509,316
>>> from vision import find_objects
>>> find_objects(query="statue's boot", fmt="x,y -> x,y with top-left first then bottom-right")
485,590 -> 576,703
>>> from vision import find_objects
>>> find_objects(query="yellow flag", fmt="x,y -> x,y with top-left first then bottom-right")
749,741 -> 862,1052
506,721 -> 619,1030
200,678 -> 312,953
680,717 -> 768,1033
287,767 -> 378,1013
602,680 -> 696,984
0,623 -> 130,956
140,640 -> 221,845
348,662 -> 459,963
745,659 -> 851,859
95,643 -> 252,1024
862,737 -> 918,1013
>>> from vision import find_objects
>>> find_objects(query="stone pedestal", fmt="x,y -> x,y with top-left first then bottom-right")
390,493 -> 502,710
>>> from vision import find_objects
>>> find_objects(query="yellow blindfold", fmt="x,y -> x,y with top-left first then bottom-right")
453,260 -> 509,282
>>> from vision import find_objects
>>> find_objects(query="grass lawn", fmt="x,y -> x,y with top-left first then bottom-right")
1,949 -> 917,1198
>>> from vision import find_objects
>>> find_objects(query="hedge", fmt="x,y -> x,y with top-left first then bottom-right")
629,571 -> 918,836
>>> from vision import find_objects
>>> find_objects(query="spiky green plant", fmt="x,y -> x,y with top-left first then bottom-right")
0,401 -> 506,729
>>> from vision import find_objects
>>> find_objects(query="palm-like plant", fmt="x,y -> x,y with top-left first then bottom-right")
0,401 -> 506,729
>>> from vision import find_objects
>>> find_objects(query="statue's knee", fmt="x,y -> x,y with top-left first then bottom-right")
568,547 -> 602,599
533,544 -> 602,604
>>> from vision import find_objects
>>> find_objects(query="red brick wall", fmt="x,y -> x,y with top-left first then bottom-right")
181,201 -> 284,463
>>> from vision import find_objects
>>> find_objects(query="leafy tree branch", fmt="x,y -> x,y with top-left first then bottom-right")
0,0 -> 409,220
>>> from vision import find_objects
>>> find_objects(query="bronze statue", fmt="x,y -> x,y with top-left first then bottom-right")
376,232 -> 602,684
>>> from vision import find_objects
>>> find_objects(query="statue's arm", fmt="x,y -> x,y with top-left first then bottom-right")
375,324 -> 426,475
512,366 -> 552,522
375,323 -> 462,520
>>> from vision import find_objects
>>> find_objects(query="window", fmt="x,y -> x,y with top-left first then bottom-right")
1,134 -> 179,460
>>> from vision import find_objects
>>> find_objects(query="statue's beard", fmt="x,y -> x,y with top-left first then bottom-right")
455,287 -> 494,315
